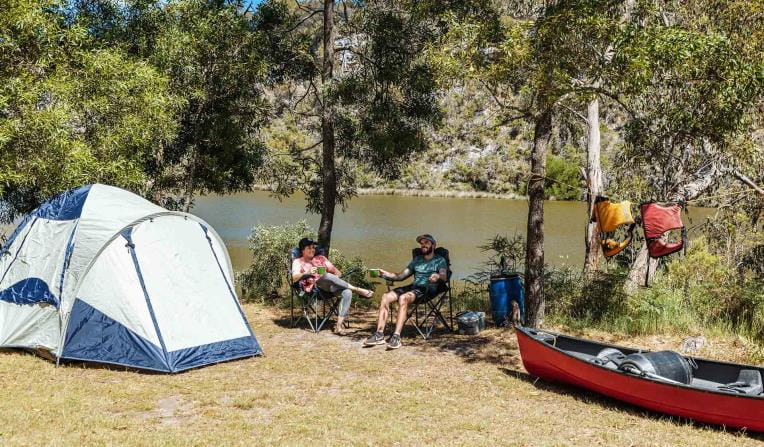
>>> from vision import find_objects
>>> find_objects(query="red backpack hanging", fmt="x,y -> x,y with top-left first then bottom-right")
639,202 -> 687,259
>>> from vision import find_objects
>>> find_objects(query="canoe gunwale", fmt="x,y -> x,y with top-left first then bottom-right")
516,326 -> 764,401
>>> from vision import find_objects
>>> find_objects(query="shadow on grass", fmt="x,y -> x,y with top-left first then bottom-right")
497,366 -> 764,440
0,346 -> 259,375
265,307 -> 763,438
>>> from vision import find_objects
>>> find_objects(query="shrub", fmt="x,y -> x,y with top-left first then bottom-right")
238,220 -> 314,302
545,154 -> 582,200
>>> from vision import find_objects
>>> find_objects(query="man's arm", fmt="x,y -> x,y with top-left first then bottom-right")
428,258 -> 448,283
379,267 -> 413,282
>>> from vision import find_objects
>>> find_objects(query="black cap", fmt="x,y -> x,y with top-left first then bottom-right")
298,237 -> 317,251
416,234 -> 436,244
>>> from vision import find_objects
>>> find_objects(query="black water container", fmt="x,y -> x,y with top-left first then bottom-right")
618,351 -> 694,384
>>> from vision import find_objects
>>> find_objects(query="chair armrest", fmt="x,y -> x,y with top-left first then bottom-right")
291,273 -> 312,286
339,268 -> 359,278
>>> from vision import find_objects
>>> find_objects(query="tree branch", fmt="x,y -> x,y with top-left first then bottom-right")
729,169 -> 764,196
561,104 -> 588,124
286,9 -> 324,34
292,139 -> 323,154
479,80 -> 529,115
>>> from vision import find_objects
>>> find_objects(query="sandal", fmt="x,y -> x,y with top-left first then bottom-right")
356,288 -> 374,298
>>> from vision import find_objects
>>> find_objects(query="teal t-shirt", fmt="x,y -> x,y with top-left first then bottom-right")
407,255 -> 447,289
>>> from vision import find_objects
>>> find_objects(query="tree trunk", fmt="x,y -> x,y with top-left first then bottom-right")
624,245 -> 657,294
317,0 -> 336,251
183,146 -> 197,213
524,110 -> 553,328
583,98 -> 603,276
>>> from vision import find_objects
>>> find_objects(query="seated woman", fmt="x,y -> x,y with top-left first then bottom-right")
291,237 -> 373,334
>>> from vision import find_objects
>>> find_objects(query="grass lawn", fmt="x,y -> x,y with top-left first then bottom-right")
1,303 -> 762,446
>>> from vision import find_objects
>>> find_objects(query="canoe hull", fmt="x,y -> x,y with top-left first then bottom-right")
516,327 -> 764,432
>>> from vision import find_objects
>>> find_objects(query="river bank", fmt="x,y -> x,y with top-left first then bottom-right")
251,184 -> 529,200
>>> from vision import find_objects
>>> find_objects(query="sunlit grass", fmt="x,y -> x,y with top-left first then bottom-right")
0,304 -> 760,446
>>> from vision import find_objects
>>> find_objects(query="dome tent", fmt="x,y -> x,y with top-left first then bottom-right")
0,184 -> 261,372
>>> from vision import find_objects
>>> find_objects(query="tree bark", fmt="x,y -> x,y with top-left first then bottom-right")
624,245 -> 657,294
317,0 -> 336,251
583,98 -> 603,276
183,146 -> 197,213
524,110 -> 553,328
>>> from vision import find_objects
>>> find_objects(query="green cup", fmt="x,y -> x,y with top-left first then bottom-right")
369,269 -> 380,278
316,266 -> 327,275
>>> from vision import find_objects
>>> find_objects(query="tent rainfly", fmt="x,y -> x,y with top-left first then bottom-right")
0,184 -> 261,372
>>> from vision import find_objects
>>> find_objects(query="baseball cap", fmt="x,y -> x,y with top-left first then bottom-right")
298,237 -> 317,251
416,234 -> 436,244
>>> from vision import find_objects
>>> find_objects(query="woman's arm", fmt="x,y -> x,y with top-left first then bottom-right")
291,259 -> 315,282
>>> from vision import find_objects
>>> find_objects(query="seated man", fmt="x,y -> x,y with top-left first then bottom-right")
291,237 -> 373,334
363,234 -> 447,349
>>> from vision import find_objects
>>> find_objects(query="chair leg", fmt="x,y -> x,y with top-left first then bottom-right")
290,291 -> 294,327
315,295 -> 342,332
448,290 -> 454,331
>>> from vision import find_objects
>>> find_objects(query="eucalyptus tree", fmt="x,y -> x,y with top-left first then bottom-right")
260,0 -> 455,250
614,0 -> 764,290
429,0 -> 646,326
71,0 -> 285,210
0,0 -> 180,223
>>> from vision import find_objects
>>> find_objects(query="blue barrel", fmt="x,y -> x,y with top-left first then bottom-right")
489,274 -> 525,326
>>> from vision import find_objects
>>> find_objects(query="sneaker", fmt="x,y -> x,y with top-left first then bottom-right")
364,331 -> 386,346
386,334 -> 402,350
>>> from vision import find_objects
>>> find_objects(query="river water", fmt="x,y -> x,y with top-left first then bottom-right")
191,191 -> 713,279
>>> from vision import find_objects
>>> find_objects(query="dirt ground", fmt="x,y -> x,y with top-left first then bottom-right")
0,303 -> 762,446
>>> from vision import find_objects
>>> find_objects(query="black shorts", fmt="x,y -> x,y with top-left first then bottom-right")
393,284 -> 441,304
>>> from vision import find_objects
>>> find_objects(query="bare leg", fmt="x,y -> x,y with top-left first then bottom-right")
376,291 -> 398,333
394,292 -> 417,335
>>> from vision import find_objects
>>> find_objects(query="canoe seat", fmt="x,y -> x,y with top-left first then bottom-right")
718,369 -> 763,395
691,377 -> 724,391
566,351 -> 595,362
591,348 -> 627,370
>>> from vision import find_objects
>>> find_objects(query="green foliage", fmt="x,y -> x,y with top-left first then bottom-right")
0,0 -> 180,221
613,1 -> 764,200
544,154 -> 582,200
259,0 -> 464,220
238,220 -> 372,303
451,280 -> 491,315
238,220 -> 314,302
547,233 -> 764,345
70,0 -> 280,209
474,233 -> 526,280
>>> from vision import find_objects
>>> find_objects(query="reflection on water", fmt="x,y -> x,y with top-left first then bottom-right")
192,191 -> 713,279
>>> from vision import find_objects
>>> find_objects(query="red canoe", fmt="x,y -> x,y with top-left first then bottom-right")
515,326 -> 764,431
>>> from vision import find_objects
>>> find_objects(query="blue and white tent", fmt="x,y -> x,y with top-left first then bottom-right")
0,184 -> 261,372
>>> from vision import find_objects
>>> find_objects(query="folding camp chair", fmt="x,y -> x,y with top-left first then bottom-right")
287,247 -> 354,333
386,247 -> 454,340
